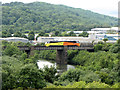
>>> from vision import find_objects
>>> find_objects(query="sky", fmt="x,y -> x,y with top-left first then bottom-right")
1,0 -> 120,17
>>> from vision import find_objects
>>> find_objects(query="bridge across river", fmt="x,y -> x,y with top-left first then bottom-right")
18,46 -> 93,50
17,44 -> 94,65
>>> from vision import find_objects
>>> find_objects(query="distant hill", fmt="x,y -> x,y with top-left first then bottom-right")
2,2 -> 118,33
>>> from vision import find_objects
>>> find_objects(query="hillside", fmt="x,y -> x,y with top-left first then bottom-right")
2,2 -> 118,33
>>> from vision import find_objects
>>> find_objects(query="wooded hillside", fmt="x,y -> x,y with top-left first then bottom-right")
2,2 -> 118,33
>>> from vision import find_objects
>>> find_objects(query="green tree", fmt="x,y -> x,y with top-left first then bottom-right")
109,43 -> 120,53
19,64 -> 46,89
21,34 -> 27,38
103,38 -> 108,43
94,44 -> 103,52
29,31 -> 35,36
20,53 -> 27,61
39,31 -> 45,36
4,45 -> 21,56
6,32 -> 12,37
13,32 -> 22,37
28,31 -> 35,40
69,31 -> 76,36
44,33 -> 49,36
43,66 -> 57,83
79,31 -> 89,37
54,31 -> 60,36
28,34 -> 34,40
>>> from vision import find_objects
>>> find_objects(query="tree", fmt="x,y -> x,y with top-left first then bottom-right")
79,31 -> 89,37
39,31 -> 45,36
117,39 -> 120,44
4,45 -> 21,56
44,33 -> 49,37
109,43 -> 120,53
43,66 -> 57,83
6,32 -> 12,37
94,44 -> 103,52
69,31 -> 76,36
2,31 -> 7,38
13,32 -> 22,37
103,38 -> 108,43
20,53 -> 27,61
28,31 -> 35,40
29,31 -> 35,36
21,34 -> 27,38
28,34 -> 34,40
54,31 -> 60,36
19,64 -> 46,89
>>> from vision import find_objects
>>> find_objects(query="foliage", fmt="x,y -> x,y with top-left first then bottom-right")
94,43 -> 112,52
58,68 -> 84,82
2,2 -> 117,34
67,50 -> 79,64
56,68 -> 101,85
112,83 -> 120,88
2,56 -> 48,89
19,64 -> 46,89
103,38 -> 108,43
2,35 -> 120,89
2,56 -> 24,89
94,44 -> 103,51
43,66 -> 57,83
28,31 -> 35,40
79,31 -> 89,37
20,52 -> 27,61
85,81 -> 110,88
68,31 -> 76,36
38,50 -> 56,60
2,31 -> 12,38
4,44 -> 22,56
109,42 -> 120,53
46,81 -> 112,88
96,68 -> 116,85
13,31 -> 22,37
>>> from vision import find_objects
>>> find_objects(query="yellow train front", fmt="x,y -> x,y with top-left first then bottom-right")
45,41 -> 80,47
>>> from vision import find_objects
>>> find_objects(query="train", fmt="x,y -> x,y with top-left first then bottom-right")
45,41 -> 80,47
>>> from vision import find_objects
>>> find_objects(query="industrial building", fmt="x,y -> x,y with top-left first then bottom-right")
0,37 -> 29,43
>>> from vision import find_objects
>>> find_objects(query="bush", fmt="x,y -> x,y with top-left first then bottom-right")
4,45 -> 22,56
19,64 -> 46,89
85,81 -> 110,88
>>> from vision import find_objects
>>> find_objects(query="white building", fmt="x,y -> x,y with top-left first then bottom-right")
0,37 -> 29,43
37,36 -> 96,43
91,27 -> 119,34
94,34 -> 119,41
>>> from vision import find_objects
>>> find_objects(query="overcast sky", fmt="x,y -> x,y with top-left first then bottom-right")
2,0 -> 120,17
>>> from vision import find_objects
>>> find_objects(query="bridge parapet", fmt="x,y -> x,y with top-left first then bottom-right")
67,46 -> 93,50
33,46 -> 64,50
17,46 -> 94,50
17,46 -> 30,50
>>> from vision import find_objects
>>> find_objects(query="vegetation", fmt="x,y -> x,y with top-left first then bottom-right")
1,1 -> 120,89
2,41 -> 57,89
79,31 -> 89,37
2,39 -> 120,89
37,40 -> 120,88
46,81 -> 120,88
2,2 -> 117,35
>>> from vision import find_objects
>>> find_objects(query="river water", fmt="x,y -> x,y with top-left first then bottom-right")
37,60 -> 75,73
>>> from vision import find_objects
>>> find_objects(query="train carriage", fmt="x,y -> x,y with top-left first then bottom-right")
45,41 -> 80,47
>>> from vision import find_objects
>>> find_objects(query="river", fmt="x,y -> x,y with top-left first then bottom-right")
37,60 -> 75,73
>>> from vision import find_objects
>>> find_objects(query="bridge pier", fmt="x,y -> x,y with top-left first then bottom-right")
30,46 -> 35,57
56,47 -> 67,65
